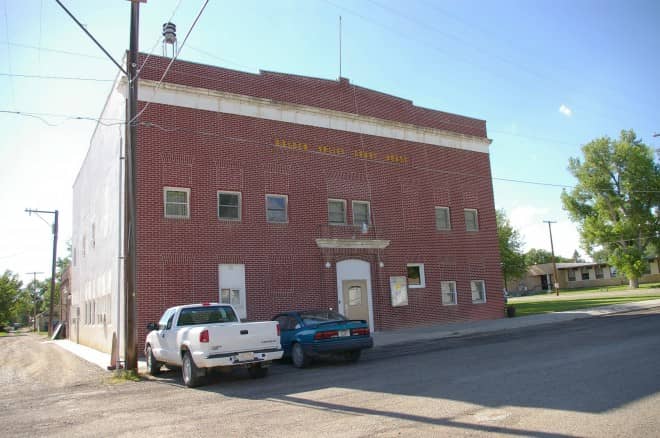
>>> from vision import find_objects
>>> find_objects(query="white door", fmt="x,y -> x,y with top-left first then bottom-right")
219,264 -> 247,319
336,260 -> 374,331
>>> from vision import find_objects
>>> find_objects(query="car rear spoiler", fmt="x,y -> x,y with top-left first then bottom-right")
315,319 -> 367,327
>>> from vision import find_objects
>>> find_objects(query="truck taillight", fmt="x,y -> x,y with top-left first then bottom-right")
199,329 -> 209,343
351,327 -> 370,336
276,323 -> 280,337
314,330 -> 339,340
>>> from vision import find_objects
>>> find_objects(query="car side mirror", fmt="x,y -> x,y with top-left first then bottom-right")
147,322 -> 157,331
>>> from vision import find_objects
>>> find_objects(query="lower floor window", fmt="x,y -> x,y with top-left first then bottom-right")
441,281 -> 457,305
471,280 -> 486,303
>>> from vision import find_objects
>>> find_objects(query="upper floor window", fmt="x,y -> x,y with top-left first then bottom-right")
266,194 -> 288,223
470,280 -> 486,303
352,201 -> 371,227
464,209 -> 479,231
328,199 -> 346,225
164,187 -> 190,219
435,206 -> 451,231
407,263 -> 426,288
218,191 -> 241,221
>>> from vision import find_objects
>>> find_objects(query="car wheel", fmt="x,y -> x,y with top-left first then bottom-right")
248,365 -> 269,379
345,350 -> 361,363
182,350 -> 203,388
146,345 -> 162,375
291,343 -> 311,368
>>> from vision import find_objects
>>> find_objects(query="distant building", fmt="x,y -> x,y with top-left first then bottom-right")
71,54 -> 503,354
509,258 -> 660,294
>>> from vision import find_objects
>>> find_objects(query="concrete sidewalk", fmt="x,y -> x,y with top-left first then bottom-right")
50,298 -> 660,371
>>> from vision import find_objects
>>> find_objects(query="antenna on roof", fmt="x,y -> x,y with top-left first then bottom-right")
339,15 -> 342,79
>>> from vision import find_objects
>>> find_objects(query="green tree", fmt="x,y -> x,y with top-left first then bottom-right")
572,249 -> 584,263
0,270 -> 23,325
561,130 -> 660,288
497,209 -> 528,290
525,248 -> 554,265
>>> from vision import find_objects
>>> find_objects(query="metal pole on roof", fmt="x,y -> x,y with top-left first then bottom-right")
544,220 -> 560,296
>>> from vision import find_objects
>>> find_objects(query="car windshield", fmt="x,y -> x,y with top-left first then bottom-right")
178,306 -> 238,326
299,310 -> 346,326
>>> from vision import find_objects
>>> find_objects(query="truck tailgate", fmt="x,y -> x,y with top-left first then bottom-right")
206,321 -> 280,354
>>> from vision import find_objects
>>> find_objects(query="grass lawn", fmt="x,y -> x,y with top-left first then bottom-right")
510,295 -> 660,317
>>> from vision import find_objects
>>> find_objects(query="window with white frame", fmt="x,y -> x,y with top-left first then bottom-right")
352,201 -> 371,227
328,199 -> 346,225
435,206 -> 451,230
609,266 -> 617,278
266,194 -> 288,223
470,280 -> 486,303
164,187 -> 190,219
406,263 -> 425,288
218,191 -> 241,221
464,208 -> 479,231
441,281 -> 457,305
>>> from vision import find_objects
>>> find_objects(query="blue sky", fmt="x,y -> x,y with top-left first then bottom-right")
1,0 -> 659,284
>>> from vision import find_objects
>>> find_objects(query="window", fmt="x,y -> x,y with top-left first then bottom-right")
441,281 -> 457,305
609,266 -> 617,278
406,263 -> 425,288
595,265 -> 604,279
328,199 -> 346,225
644,262 -> 651,275
581,269 -> 590,280
352,201 -> 371,227
220,288 -> 242,307
568,269 -> 577,281
218,191 -> 241,220
164,187 -> 190,219
266,194 -> 288,223
471,280 -> 486,303
464,209 -> 479,231
435,207 -> 451,231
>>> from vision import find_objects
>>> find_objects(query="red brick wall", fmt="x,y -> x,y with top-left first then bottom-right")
134,57 -> 503,342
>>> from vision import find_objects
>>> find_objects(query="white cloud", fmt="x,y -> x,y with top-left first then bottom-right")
559,104 -> 573,117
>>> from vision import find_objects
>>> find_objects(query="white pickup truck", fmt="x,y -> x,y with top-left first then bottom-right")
144,303 -> 283,387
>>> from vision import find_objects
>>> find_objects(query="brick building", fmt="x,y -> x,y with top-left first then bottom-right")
72,54 -> 503,354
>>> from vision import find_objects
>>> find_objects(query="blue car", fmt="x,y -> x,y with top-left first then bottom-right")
272,310 -> 374,368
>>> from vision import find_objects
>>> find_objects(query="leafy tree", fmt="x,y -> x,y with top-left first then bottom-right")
572,249 -> 584,263
561,130 -> 660,288
0,270 -> 23,325
497,209 -> 528,290
525,248 -> 554,265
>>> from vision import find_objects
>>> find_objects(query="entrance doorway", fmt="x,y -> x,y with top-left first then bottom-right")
341,280 -> 369,321
336,259 -> 374,331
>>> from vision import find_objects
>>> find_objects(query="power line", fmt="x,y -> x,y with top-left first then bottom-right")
0,40 -> 106,60
0,72 -> 114,82
2,1 -> 15,109
129,0 -> 210,125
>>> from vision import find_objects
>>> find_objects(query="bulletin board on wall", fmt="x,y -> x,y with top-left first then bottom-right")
389,276 -> 408,307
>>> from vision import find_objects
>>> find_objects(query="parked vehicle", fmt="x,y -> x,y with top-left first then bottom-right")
272,310 -> 373,368
145,303 -> 283,387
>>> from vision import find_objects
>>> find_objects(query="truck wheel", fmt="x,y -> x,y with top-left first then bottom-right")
182,350 -> 202,388
248,365 -> 269,379
146,345 -> 162,375
345,350 -> 361,363
291,343 -> 311,368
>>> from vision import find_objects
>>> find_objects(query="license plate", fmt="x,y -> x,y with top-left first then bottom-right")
338,329 -> 350,337
238,352 -> 254,362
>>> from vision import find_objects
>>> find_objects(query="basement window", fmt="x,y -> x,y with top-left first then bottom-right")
471,280 -> 486,303
441,281 -> 457,305
406,263 -> 425,288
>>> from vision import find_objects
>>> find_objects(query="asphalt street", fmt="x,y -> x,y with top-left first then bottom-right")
1,308 -> 659,437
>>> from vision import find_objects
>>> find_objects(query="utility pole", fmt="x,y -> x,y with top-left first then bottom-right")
544,220 -> 560,296
25,209 -> 58,335
124,0 -> 143,371
26,271 -> 43,331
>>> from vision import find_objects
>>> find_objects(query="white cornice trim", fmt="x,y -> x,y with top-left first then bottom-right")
135,79 -> 491,154
316,238 -> 391,250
